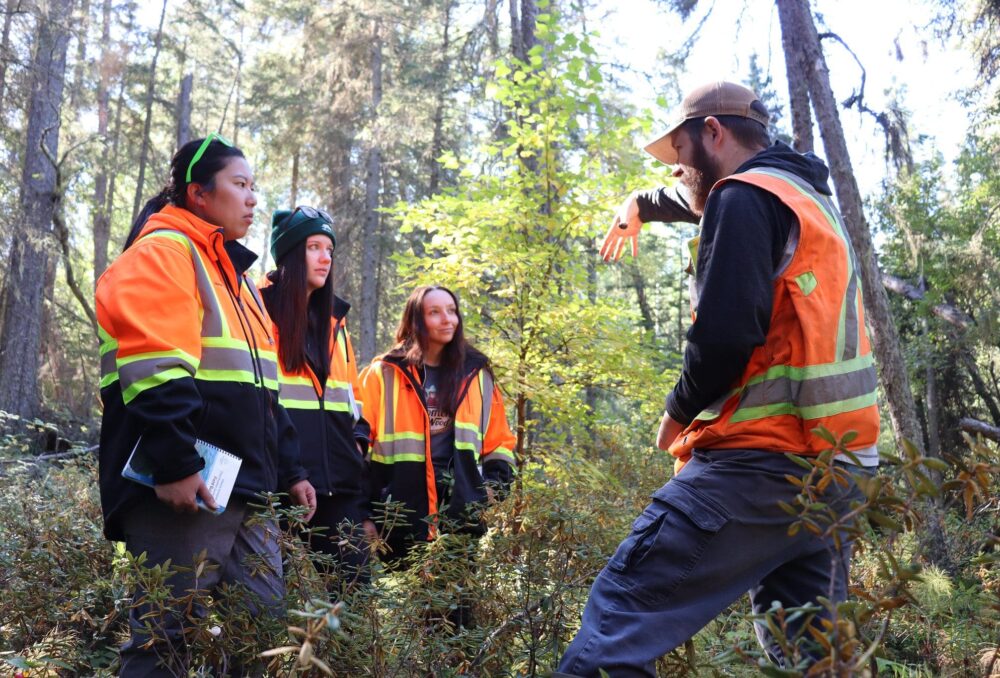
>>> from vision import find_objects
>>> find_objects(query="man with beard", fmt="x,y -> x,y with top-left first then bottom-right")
556,82 -> 880,676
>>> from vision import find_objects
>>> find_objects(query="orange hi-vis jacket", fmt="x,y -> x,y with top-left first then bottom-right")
360,354 -> 516,540
96,205 -> 306,540
669,167 -> 880,468
259,278 -> 371,497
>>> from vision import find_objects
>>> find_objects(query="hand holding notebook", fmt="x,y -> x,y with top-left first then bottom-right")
123,438 -> 242,514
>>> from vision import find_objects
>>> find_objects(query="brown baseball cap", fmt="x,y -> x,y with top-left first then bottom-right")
644,81 -> 769,164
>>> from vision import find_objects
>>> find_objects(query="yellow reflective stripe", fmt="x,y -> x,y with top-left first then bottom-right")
371,452 -> 425,464
98,325 -> 117,354
117,351 -> 199,398
730,392 -> 878,423
117,348 -> 198,370
280,398 -> 322,410
122,366 -> 196,404
483,447 -> 515,465
695,354 -> 876,422
455,423 -> 483,454
381,431 -> 424,442
99,328 -> 119,384
145,230 -> 228,339
745,353 -> 873,385
196,369 -> 259,384
371,437 -> 425,463
201,336 -> 249,349
280,374 -> 314,387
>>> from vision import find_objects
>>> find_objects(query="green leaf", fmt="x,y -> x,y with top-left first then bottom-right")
921,457 -> 950,472
867,511 -> 903,532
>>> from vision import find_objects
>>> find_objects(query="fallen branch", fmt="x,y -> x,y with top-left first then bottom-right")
0,444 -> 98,466
960,417 -> 1000,442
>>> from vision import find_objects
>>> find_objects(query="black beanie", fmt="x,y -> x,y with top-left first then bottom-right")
269,208 -> 336,263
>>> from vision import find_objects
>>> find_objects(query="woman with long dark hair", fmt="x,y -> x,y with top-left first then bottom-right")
260,207 -> 374,591
96,135 -> 316,676
360,286 -> 516,561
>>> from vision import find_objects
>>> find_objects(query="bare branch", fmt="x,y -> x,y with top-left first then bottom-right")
881,272 -> 974,329
819,30 -> 913,173
40,125 -> 100,336
960,417 -> 1000,442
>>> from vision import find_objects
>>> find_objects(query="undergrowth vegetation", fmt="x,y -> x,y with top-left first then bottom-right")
0,420 -> 997,676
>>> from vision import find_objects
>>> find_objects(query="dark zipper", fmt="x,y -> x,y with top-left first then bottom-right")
211,237 -> 271,458
319,318 -> 344,495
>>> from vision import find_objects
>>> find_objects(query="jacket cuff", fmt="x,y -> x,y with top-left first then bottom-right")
280,468 -> 309,491
150,449 -> 205,485
665,390 -> 694,426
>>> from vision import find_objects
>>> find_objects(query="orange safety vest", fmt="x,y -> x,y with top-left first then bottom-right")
669,167 -> 880,468
360,358 -> 516,538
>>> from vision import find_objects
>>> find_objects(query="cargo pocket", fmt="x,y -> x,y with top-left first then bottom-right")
608,482 -> 730,602
607,504 -> 668,574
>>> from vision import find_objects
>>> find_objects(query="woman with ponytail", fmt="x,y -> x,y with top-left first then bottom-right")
96,135 -> 316,676
260,206 -> 375,592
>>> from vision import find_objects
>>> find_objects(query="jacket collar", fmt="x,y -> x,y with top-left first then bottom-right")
138,205 -> 221,253
381,350 -> 487,378
139,205 -> 251,291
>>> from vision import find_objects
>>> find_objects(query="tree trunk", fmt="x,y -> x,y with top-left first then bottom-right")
627,261 -> 655,333
427,0 -> 453,195
776,0 -> 924,455
0,0 -> 17,114
509,0 -> 522,63
130,0 -> 168,223
961,353 -> 1000,426
232,37 -> 243,145
485,0 -> 500,60
92,0 -> 113,284
107,54 -> 127,251
42,138 -> 98,333
0,0 -> 74,418
775,0 -> 814,152
923,334 -> 941,457
358,17 -> 383,364
69,0 -> 90,107
519,0 -> 536,58
176,72 -> 192,148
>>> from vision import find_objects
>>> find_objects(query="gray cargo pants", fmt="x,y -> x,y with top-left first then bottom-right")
118,496 -> 284,677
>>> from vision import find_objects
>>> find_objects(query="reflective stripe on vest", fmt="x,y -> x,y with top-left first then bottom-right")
277,325 -> 359,418
99,230 -> 278,402
371,364 -> 491,464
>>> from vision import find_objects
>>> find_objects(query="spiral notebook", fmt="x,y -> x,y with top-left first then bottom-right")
122,437 -> 242,514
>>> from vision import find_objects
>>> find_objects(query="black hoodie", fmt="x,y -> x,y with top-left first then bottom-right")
636,141 -> 834,425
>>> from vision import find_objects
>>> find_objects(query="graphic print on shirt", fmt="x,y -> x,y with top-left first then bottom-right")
424,375 -> 453,435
